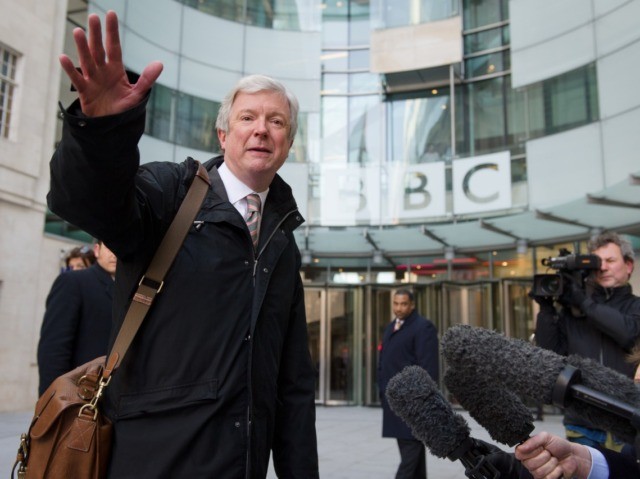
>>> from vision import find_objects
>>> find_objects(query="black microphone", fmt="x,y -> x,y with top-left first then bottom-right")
441,325 -> 640,445
386,365 -> 501,479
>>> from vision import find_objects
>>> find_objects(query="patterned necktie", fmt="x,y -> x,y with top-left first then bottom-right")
393,318 -> 403,332
245,193 -> 261,250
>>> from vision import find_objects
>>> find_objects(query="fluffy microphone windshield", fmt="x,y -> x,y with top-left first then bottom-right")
386,365 -> 470,458
442,325 -> 640,444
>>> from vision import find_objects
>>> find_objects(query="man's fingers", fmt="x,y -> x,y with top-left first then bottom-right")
72,27 -> 96,79
88,13 -> 106,66
104,11 -> 123,65
135,61 -> 164,95
59,55 -> 85,90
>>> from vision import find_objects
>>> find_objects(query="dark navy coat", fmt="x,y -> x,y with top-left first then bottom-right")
37,263 -> 114,395
48,98 -> 318,478
378,309 -> 439,439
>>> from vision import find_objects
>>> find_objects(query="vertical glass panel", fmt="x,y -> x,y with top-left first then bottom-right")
373,0 -> 459,29
465,50 -> 510,77
175,94 -> 220,151
180,0 -> 244,24
543,64 -> 599,134
322,50 -> 349,71
145,84 -> 175,142
349,49 -> 370,70
322,96 -> 348,162
504,281 -> 535,340
328,290 -> 355,402
322,0 -> 349,47
464,26 -> 505,54
463,0 -> 508,29
349,72 -> 380,94
525,82 -> 545,139
323,73 -> 349,94
523,63 -> 599,140
369,288 -> 393,405
505,77 -> 527,155
349,0 -> 371,45
288,111 -> 309,163
179,0 -> 320,31
388,89 -> 452,164
466,77 -> 506,155
348,95 -> 383,163
304,289 -> 323,401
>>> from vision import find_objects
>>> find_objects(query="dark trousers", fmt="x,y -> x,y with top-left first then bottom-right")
396,439 -> 427,479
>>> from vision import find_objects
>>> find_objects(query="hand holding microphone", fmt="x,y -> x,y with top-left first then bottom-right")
441,325 -> 640,445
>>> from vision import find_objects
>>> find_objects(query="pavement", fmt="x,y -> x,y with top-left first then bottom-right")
0,406 -> 565,478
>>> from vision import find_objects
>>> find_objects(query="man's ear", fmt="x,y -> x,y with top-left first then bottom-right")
217,129 -> 226,150
625,259 -> 634,277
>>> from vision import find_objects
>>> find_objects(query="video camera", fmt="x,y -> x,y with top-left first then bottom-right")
531,248 -> 601,298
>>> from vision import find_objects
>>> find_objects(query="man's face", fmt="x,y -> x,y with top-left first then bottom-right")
593,242 -> 633,289
217,90 -> 293,192
392,294 -> 415,320
94,242 -> 117,277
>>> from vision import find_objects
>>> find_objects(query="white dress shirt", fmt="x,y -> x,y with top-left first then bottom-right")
217,163 -> 268,221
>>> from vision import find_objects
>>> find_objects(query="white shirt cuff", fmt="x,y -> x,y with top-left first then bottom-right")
586,446 -> 609,479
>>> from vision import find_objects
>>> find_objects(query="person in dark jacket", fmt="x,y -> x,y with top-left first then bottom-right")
534,232 -> 640,450
37,241 -> 116,395
378,289 -> 439,479
50,10 -> 318,478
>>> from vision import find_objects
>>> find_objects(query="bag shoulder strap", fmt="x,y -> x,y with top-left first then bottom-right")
103,162 -> 210,378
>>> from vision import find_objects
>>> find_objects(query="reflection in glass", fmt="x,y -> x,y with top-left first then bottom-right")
146,84 -> 175,143
465,50 -> 510,78
348,96 -> 383,164
465,77 -> 507,155
322,96 -> 348,162
372,0 -> 459,29
525,64 -> 599,138
179,0 -> 321,32
463,0 -> 508,30
388,90 -> 452,164
305,289 -> 322,401
175,94 -> 220,152
328,290 -> 355,402
464,26 -> 508,54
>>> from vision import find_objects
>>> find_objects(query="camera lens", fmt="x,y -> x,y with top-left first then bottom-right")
539,275 -> 561,296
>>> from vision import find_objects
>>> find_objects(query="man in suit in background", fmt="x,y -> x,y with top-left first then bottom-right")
378,289 -> 439,479
37,240 -> 116,395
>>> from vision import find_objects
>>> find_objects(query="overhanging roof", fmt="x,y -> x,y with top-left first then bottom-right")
295,172 -> 640,268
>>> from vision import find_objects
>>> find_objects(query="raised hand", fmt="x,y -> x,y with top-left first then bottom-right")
58,10 -> 163,117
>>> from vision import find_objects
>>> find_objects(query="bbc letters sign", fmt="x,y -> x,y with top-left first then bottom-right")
320,151 -> 511,225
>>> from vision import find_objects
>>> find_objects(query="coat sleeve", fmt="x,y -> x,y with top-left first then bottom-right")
580,297 -> 640,350
415,319 -> 440,383
37,273 -> 82,395
272,273 -> 319,478
47,99 -> 189,260
598,447 -> 638,479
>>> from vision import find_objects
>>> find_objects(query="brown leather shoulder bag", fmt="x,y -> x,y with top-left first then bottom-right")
12,163 -> 210,479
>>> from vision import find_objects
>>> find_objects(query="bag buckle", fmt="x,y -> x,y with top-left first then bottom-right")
11,433 -> 28,479
78,375 -> 111,421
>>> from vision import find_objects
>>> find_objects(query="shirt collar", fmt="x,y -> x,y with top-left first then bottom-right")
218,162 -> 269,212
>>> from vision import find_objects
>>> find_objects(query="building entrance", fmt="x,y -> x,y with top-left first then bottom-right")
305,279 -> 533,406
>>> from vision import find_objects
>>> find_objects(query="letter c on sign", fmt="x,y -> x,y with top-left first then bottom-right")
462,163 -> 499,204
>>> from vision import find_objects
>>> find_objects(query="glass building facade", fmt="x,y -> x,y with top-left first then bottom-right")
42,0 -> 640,405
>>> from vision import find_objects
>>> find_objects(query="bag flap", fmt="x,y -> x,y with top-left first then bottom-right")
30,357 -> 107,438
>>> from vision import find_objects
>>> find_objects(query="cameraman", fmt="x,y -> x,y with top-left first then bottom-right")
533,232 -> 640,451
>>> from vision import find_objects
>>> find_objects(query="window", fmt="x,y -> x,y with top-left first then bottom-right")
0,44 -> 19,139
526,63 -> 599,137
